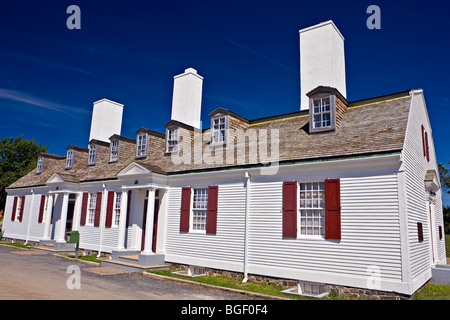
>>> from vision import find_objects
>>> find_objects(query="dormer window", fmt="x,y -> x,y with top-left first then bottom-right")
312,97 -> 332,129
166,127 -> 179,153
88,144 -> 97,165
307,87 -> 345,134
136,133 -> 147,158
110,139 -> 120,162
211,115 -> 228,146
66,150 -> 74,169
36,156 -> 43,174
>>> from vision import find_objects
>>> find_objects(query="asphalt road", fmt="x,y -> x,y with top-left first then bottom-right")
0,245 -> 257,300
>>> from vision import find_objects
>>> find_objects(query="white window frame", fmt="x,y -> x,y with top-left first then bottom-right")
309,94 -> 336,133
211,115 -> 228,146
87,193 -> 97,226
298,181 -> 326,239
191,188 -> 208,233
113,192 -> 121,227
66,150 -> 74,169
110,139 -> 120,162
36,157 -> 43,173
166,127 -> 179,153
136,133 -> 148,158
88,144 -> 97,165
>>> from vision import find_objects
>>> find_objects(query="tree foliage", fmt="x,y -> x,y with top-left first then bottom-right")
0,136 -> 47,211
439,162 -> 450,194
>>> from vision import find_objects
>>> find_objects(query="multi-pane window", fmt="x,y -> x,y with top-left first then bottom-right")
113,192 -> 121,226
166,128 -> 179,153
212,117 -> 226,144
66,150 -> 74,169
88,144 -> 97,165
88,193 -> 97,225
299,182 -> 325,236
136,133 -> 147,157
110,140 -> 120,162
192,188 -> 208,231
37,157 -> 43,173
312,97 -> 331,129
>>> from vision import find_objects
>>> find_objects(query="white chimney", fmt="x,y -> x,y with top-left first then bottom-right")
171,68 -> 203,129
89,98 -> 124,143
299,20 -> 346,110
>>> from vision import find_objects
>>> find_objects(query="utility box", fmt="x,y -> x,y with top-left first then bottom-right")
66,230 -> 79,244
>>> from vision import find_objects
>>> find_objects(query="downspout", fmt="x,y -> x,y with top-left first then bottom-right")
97,184 -> 107,258
24,189 -> 35,245
242,172 -> 251,283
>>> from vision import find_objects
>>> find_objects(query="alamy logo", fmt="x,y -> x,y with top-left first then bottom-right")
66,265 -> 81,289
366,5 -> 381,30
66,5 -> 81,30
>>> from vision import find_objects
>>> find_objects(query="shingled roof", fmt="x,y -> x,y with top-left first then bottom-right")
8,90 -> 412,189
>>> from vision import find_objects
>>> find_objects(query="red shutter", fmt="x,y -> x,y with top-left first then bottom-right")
94,191 -> 102,227
421,125 -> 426,157
19,196 -> 25,222
325,179 -> 341,240
424,131 -> 430,162
11,196 -> 18,221
282,181 -> 297,238
80,193 -> 89,226
105,191 -> 115,228
38,195 -> 46,223
180,187 -> 191,232
206,186 -> 218,234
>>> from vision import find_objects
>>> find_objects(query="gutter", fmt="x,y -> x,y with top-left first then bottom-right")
242,172 -> 251,283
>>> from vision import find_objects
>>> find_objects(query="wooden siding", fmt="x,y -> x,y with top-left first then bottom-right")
247,175 -> 402,282
164,183 -> 246,271
402,92 -> 446,281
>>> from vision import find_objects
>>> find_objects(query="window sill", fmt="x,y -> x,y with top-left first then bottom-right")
297,235 -> 325,241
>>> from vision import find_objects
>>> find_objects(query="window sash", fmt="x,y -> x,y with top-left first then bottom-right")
192,188 -> 208,231
312,97 -> 332,129
299,182 -> 325,237
37,157 -> 43,173
110,140 -> 120,162
88,145 -> 96,164
166,128 -> 179,152
87,193 -> 97,225
136,134 -> 147,157
66,150 -> 74,168
212,117 -> 226,144
113,192 -> 121,226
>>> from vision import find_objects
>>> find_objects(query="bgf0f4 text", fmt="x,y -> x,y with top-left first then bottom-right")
181,304 -> 268,317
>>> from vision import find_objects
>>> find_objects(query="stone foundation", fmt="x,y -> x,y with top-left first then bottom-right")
167,262 -> 412,300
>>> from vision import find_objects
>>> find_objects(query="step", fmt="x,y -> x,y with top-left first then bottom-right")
101,258 -> 170,273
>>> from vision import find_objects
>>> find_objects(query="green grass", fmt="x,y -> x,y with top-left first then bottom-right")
446,234 -> 450,258
413,284 -> 450,300
148,269 -> 364,300
0,241 -> 32,249
65,254 -> 104,264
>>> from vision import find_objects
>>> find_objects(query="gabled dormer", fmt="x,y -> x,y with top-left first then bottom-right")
209,108 -> 249,147
135,128 -> 165,159
65,145 -> 88,169
36,153 -> 65,174
87,139 -> 109,166
307,86 -> 348,134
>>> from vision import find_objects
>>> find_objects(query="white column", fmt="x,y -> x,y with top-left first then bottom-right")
43,194 -> 54,240
142,188 -> 155,255
72,192 -> 82,231
56,193 -> 69,243
116,190 -> 128,250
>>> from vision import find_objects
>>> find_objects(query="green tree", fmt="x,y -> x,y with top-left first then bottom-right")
0,136 -> 47,211
439,162 -> 450,194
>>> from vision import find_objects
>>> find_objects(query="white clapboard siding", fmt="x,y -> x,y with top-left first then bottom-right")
247,175 -> 402,282
165,183 -> 246,271
402,92 -> 445,279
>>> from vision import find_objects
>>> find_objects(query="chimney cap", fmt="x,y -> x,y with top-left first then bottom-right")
174,67 -> 204,80
299,20 -> 345,41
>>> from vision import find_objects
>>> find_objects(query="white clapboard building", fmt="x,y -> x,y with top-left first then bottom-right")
2,21 -> 446,297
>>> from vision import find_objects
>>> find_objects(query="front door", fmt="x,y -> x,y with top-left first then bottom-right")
65,200 -> 75,233
152,199 -> 160,253
141,199 -> 148,251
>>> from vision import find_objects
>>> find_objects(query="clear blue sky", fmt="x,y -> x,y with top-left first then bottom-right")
0,1 -> 449,204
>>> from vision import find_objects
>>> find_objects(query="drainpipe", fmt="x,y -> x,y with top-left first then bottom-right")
97,184 -> 107,258
24,189 -> 35,245
242,172 -> 251,283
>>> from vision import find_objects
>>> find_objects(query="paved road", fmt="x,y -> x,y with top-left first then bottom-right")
0,245 -> 257,300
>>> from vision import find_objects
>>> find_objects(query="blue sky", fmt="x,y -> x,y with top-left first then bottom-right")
0,1 -> 449,204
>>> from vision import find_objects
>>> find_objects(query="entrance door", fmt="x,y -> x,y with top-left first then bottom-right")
65,200 -> 75,233
152,199 -> 160,253
141,199 -> 148,251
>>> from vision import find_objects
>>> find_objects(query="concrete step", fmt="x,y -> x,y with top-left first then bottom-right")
431,265 -> 450,285
101,258 -> 170,273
